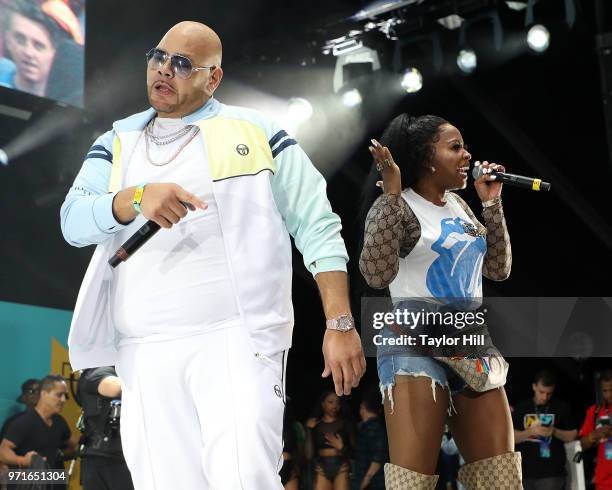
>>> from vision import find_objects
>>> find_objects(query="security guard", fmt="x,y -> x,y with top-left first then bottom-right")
77,367 -> 133,490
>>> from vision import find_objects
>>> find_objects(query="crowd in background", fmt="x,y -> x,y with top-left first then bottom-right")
0,368 -> 610,490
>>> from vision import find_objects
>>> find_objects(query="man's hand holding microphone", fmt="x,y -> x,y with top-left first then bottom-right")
112,182 -> 207,227
109,183 -> 207,267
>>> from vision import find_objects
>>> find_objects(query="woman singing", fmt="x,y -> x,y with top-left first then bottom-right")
359,114 -> 521,489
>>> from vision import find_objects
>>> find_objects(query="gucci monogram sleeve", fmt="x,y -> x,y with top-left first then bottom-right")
359,193 -> 421,289
451,193 -> 512,281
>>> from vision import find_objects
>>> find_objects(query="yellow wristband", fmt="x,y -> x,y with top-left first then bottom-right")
133,184 -> 145,214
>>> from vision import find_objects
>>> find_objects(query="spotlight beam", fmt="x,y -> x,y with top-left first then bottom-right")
0,54 -> 141,167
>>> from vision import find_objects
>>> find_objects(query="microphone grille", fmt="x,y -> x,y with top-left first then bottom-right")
472,165 -> 484,180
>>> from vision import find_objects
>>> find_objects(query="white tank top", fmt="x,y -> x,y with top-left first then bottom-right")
388,188 -> 487,305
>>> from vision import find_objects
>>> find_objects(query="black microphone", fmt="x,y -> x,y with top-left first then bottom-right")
108,201 -> 194,268
108,220 -> 161,268
472,165 -> 551,191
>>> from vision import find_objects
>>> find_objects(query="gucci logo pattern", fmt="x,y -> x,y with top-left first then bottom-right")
457,451 -> 523,490
450,193 -> 512,282
384,463 -> 439,490
359,194 -> 421,289
359,191 -> 512,291
436,354 -> 509,392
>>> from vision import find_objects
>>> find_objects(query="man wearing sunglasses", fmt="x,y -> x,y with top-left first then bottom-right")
61,21 -> 366,489
0,379 -> 40,442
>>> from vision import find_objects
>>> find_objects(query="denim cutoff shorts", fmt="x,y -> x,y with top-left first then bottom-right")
376,324 -> 467,412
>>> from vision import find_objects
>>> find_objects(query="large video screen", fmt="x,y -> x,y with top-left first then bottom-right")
0,0 -> 85,107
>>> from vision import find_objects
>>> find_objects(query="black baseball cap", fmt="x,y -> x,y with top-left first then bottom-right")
16,378 -> 40,403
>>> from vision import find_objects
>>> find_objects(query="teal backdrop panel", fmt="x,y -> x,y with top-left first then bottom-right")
0,301 -> 72,428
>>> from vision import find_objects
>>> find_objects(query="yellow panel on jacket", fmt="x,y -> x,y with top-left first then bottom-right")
108,136 -> 122,193
197,116 -> 275,181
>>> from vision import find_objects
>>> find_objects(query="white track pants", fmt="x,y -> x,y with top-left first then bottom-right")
115,325 -> 286,490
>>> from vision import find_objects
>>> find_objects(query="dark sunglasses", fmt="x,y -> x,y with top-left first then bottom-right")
146,48 -> 215,80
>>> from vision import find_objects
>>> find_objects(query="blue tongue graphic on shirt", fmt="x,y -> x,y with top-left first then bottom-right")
426,217 -> 487,305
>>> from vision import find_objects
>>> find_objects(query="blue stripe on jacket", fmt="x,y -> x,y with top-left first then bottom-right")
272,138 -> 297,159
86,152 -> 113,164
269,129 -> 288,149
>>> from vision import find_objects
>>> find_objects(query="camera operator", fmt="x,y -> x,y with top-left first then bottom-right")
76,367 -> 133,490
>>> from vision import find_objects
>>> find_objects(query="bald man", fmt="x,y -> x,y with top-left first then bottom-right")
61,22 -> 366,489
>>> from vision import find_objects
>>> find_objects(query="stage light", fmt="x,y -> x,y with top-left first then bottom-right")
506,1 -> 527,10
401,68 -> 423,93
437,14 -> 464,30
457,48 -> 477,74
527,24 -> 550,53
332,38 -> 363,57
286,98 -> 313,124
0,149 -> 8,166
342,88 -> 362,107
331,45 -> 381,93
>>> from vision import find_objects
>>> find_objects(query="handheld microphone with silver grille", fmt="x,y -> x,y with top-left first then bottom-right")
472,165 -> 551,191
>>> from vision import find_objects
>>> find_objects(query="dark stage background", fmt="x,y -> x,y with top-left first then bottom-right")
0,0 -> 611,421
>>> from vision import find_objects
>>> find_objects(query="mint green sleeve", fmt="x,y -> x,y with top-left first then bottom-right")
60,130 -> 129,247
269,130 -> 348,276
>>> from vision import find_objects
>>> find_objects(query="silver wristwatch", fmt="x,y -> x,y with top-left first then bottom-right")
326,314 -> 355,332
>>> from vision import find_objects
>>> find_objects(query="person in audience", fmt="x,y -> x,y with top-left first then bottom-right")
0,378 -> 40,480
0,375 -> 75,476
306,391 -> 355,490
353,388 -> 388,490
513,370 -> 577,490
0,379 -> 40,442
579,370 -> 612,490
77,367 -> 134,490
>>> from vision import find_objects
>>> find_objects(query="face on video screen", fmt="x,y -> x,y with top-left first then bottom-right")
6,12 -> 56,86
0,0 -> 86,107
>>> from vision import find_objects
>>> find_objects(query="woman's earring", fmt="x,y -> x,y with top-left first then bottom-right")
431,166 -> 436,173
